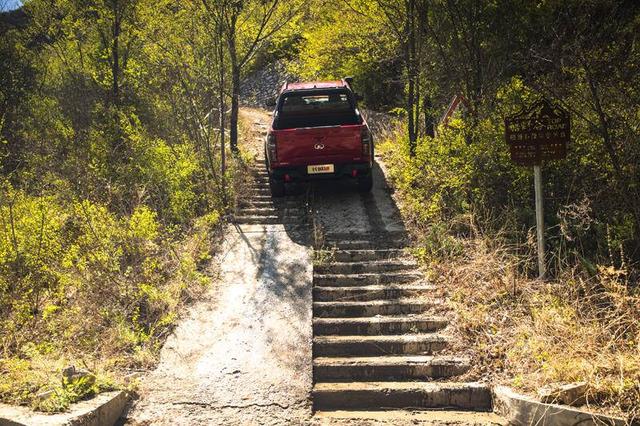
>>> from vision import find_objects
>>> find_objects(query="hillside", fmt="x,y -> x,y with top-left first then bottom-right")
0,0 -> 638,424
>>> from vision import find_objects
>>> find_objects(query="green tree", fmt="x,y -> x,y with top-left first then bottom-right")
202,0 -> 305,153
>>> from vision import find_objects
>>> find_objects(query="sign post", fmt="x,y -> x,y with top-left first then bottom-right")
533,165 -> 545,278
505,99 -> 570,279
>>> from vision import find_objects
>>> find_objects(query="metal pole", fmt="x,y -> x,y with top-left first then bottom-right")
534,165 -> 545,279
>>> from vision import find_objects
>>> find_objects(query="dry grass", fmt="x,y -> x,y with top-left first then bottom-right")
415,223 -> 640,422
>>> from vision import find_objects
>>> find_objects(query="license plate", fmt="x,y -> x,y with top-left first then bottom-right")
307,164 -> 334,174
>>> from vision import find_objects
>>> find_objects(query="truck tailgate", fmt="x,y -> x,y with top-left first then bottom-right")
274,125 -> 364,166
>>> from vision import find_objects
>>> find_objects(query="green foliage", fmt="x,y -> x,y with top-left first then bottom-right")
379,73 -> 638,271
0,184 -> 222,410
0,0 -> 237,411
289,1 -> 402,108
289,0 -> 640,263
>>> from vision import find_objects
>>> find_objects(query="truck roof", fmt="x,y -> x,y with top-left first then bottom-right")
281,80 -> 349,92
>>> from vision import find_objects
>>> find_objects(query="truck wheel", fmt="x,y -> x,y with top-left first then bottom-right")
269,177 -> 285,197
357,173 -> 373,192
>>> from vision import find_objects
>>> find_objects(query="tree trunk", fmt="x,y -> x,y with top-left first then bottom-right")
424,96 -> 435,138
229,63 -> 240,154
227,27 -> 240,155
218,7 -> 227,205
111,0 -> 120,106
109,0 -> 125,173
405,0 -> 417,156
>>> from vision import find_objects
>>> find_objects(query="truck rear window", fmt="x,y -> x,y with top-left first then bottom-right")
274,90 -> 361,129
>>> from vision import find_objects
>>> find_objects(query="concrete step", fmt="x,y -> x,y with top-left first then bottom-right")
313,334 -> 448,356
234,215 -> 280,224
238,207 -> 304,216
248,182 -> 269,188
248,189 -> 272,196
332,249 -> 406,262
313,316 -> 449,335
324,231 -> 408,242
322,232 -> 408,250
325,240 -> 406,250
313,355 -> 470,381
315,260 -> 418,274
247,188 -> 270,194
239,198 -> 273,205
247,195 -> 274,201
313,272 -> 423,287
239,199 -> 301,208
313,284 -> 435,302
313,410 -> 506,424
312,381 -> 492,411
237,208 -> 277,216
313,299 -> 436,317
234,215 -> 305,225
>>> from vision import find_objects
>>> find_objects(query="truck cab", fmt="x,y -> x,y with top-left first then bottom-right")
264,79 -> 373,197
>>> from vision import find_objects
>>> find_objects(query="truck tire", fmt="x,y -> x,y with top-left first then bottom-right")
357,173 -> 373,192
269,177 -> 285,197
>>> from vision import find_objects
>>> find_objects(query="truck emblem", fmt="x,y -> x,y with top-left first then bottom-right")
314,144 -> 325,150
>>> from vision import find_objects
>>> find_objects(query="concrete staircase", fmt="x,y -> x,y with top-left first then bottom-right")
312,233 -> 492,413
234,161 -> 306,226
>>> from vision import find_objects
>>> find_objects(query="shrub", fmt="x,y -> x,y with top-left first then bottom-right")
0,185 -> 222,411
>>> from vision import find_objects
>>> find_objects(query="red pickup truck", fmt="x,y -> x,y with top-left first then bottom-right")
264,79 -> 373,197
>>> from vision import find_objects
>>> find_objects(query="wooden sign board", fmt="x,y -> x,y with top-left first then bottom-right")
505,99 -> 570,165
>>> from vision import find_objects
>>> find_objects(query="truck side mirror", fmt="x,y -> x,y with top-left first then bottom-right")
265,97 -> 277,107
354,93 -> 364,102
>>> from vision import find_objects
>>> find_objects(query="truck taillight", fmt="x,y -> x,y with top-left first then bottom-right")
361,128 -> 371,156
267,133 -> 277,162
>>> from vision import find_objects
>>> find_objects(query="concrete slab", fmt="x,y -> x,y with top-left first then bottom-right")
493,386 -> 626,426
312,316 -> 448,335
371,161 -> 406,234
313,355 -> 470,381
0,391 -> 128,426
124,224 -> 313,425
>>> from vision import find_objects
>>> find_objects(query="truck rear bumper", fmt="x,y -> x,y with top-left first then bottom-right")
270,162 -> 371,181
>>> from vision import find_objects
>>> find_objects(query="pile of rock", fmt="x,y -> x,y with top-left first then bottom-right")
240,61 -> 294,107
